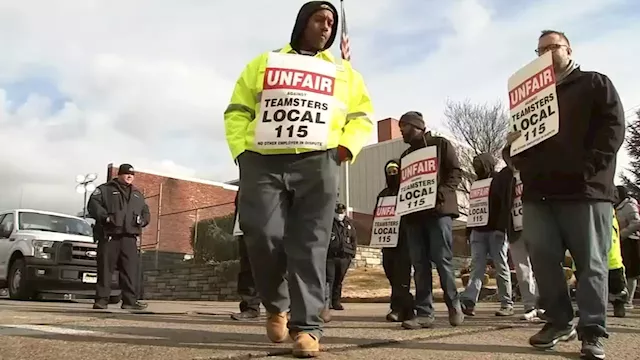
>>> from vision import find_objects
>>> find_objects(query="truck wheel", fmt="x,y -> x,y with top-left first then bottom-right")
109,295 -> 122,305
8,259 -> 34,300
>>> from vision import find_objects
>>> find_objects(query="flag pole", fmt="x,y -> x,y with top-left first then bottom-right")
340,0 -> 352,216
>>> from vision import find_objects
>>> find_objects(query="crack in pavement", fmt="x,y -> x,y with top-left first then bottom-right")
193,325 -> 515,360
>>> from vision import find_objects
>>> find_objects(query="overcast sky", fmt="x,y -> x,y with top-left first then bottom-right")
1,0 -> 639,215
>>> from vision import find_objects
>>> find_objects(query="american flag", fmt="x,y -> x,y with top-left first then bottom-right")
340,0 -> 351,61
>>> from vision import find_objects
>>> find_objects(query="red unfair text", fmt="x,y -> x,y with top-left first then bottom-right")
509,65 -> 555,109
401,158 -> 438,182
515,183 -> 523,197
264,68 -> 335,96
470,186 -> 490,200
375,205 -> 396,217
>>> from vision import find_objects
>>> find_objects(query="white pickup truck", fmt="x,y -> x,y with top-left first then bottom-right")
0,209 -> 119,302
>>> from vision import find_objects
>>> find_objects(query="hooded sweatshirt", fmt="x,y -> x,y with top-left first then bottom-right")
469,153 -> 509,233
375,159 -> 407,250
290,1 -> 339,54
377,159 -> 401,199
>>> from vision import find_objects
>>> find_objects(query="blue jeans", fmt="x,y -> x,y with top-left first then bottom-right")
523,201 -> 611,337
404,216 -> 460,316
462,230 -> 513,307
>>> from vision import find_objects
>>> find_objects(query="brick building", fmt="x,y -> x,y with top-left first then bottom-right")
106,163 -> 238,267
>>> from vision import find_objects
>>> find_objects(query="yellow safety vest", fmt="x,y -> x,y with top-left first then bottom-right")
610,208 -> 624,269
224,44 -> 374,162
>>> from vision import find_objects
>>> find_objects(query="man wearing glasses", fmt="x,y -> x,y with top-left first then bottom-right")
508,30 -> 625,359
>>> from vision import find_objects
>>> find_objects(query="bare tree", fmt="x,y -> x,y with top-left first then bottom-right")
621,109 -> 640,199
443,99 -> 510,193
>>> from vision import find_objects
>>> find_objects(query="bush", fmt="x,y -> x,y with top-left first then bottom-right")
190,214 -> 239,264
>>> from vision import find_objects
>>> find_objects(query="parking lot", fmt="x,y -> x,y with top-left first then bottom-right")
1,299 -> 640,360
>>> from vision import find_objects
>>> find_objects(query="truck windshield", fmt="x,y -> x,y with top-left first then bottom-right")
18,212 -> 92,236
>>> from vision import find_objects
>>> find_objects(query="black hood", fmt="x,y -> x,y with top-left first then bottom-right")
472,153 -> 497,180
290,1 -> 339,53
384,159 -> 400,189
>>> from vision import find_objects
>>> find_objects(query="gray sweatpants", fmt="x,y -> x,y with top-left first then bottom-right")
508,233 -> 538,312
238,149 -> 340,338
523,200 -> 612,338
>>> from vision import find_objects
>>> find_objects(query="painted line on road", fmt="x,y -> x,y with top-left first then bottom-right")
0,324 -> 103,336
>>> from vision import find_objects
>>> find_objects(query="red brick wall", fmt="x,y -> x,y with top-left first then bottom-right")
377,118 -> 402,142
107,164 -> 237,254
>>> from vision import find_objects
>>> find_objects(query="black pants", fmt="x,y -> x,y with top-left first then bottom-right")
382,243 -> 414,314
237,236 -> 261,313
326,256 -> 352,307
96,235 -> 138,305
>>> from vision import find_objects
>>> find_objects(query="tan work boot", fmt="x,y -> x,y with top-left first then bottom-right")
292,332 -> 320,358
266,312 -> 288,343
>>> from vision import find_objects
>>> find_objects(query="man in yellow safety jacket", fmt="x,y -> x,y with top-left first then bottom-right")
224,1 -> 374,357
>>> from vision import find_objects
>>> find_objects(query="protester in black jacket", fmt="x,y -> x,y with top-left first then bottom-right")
461,153 -> 514,317
508,30 -> 625,358
325,203 -> 356,311
230,189 -> 262,320
377,159 -> 414,322
397,111 -> 464,330
88,163 -> 149,310
499,146 -> 544,321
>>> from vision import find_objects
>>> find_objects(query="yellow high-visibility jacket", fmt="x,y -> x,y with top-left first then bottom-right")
610,208 -> 624,269
224,44 -> 374,162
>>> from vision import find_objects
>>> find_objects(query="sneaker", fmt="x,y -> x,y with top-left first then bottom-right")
495,306 -> 515,317
529,323 -> 577,349
121,301 -> 148,311
231,310 -> 260,320
401,315 -> 435,330
92,302 -> 108,310
461,300 -> 476,316
266,312 -> 289,343
521,309 -> 541,322
580,335 -> 605,359
612,301 -> 626,318
624,303 -> 634,310
537,309 -> 548,321
448,304 -> 464,326
292,332 -> 320,358
386,311 -> 401,322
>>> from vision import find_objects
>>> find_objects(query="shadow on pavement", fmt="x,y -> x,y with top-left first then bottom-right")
385,341 -> 580,359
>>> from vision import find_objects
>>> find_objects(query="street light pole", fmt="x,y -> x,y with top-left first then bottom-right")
76,173 -> 98,218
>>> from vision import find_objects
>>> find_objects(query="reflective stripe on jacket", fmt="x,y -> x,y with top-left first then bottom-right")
224,44 -> 374,161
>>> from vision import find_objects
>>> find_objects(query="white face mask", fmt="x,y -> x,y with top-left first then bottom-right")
335,213 -> 345,221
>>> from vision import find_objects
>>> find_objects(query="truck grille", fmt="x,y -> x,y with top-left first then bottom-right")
57,241 -> 98,266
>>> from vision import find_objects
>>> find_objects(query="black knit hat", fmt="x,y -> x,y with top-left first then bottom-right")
399,111 -> 426,130
118,163 -> 135,175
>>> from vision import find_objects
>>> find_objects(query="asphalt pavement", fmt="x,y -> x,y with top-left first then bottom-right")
1,299 -> 639,360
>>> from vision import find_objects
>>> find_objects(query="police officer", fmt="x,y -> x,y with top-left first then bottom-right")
326,203 -> 357,311
88,163 -> 150,310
